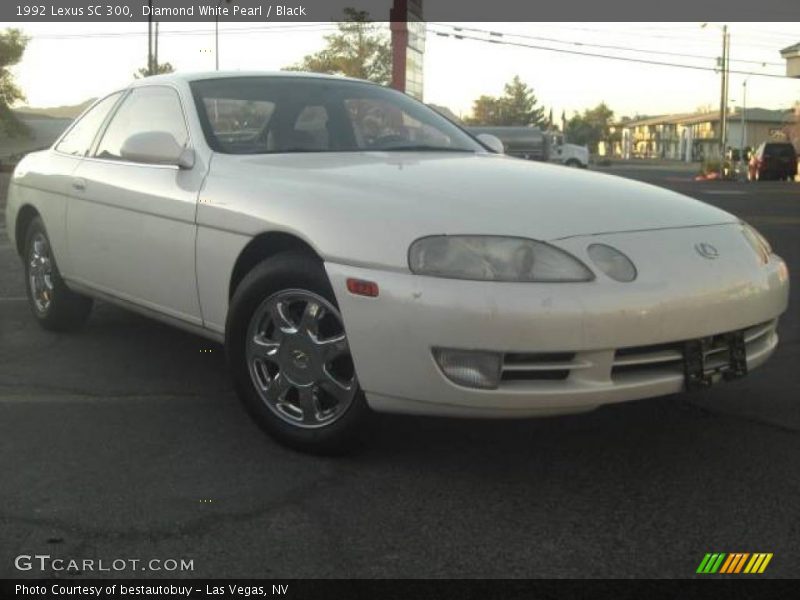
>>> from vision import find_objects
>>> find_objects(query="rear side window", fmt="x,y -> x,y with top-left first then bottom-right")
55,92 -> 123,156
765,144 -> 796,159
95,86 -> 189,160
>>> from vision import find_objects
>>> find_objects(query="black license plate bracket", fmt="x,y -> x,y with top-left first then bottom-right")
684,331 -> 747,391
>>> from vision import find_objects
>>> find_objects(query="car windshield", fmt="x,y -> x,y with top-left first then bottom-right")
190,76 -> 482,155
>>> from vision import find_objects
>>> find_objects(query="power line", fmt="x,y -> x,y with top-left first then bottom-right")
428,23 -> 787,67
24,23 -> 341,40
481,22 -> 797,51
428,28 -> 793,80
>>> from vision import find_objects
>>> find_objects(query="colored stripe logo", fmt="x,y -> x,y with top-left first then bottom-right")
697,553 -> 773,574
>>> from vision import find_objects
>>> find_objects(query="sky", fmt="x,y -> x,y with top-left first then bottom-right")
3,21 -> 799,121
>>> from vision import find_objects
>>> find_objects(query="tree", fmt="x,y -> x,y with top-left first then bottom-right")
133,61 -> 175,79
0,28 -> 30,138
565,102 -> 615,153
564,113 -> 593,147
285,9 -> 391,85
468,95 -> 505,125
464,75 -> 546,126
499,75 -> 545,126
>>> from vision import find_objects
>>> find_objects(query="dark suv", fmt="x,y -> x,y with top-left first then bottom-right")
748,141 -> 798,182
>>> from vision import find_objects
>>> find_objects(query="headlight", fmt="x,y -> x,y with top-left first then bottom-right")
587,244 -> 637,282
741,222 -> 772,264
408,235 -> 594,282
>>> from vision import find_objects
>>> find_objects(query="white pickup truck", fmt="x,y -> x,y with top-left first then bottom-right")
469,126 -> 589,168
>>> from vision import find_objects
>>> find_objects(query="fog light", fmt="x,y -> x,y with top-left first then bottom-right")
433,348 -> 502,389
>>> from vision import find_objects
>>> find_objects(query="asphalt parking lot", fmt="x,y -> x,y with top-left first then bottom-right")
1,164 -> 798,579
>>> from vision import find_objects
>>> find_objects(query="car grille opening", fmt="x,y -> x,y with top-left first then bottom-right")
501,352 -> 576,381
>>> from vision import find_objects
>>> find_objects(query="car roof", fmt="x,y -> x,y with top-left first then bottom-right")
128,71 -> 371,88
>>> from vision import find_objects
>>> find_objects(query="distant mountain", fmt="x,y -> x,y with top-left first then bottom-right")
14,98 -> 96,120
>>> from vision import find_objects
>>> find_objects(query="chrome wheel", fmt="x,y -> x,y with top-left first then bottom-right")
245,289 -> 357,429
28,232 -> 54,314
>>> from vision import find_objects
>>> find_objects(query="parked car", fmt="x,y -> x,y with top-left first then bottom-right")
748,141 -> 798,181
5,72 -> 790,453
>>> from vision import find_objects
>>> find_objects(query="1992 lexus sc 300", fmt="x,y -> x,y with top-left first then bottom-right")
6,72 -> 789,452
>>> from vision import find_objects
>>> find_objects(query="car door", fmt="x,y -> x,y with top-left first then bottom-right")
66,85 -> 204,324
28,92 -> 124,277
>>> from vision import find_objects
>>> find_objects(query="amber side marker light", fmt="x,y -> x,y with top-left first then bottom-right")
346,278 -> 379,297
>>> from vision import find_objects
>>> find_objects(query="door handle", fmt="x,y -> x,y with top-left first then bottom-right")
72,178 -> 87,192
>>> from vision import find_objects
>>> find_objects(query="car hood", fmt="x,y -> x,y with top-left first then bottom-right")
204,152 -> 737,267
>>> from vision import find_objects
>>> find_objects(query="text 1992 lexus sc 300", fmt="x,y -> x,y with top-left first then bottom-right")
5,72 -> 789,452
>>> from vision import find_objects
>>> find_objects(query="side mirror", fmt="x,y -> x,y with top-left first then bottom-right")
120,131 -> 195,168
476,133 -> 504,154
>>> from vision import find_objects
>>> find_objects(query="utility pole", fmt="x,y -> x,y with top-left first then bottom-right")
147,0 -> 153,75
215,0 -> 231,71
740,78 -> 748,176
718,25 -> 729,177
154,21 -> 159,73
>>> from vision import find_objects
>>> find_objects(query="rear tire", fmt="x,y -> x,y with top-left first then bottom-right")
226,251 -> 369,454
23,216 -> 93,332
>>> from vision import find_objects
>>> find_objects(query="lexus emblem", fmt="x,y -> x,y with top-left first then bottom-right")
292,349 -> 310,369
695,243 -> 719,260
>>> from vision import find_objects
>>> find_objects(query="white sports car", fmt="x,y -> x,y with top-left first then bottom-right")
5,72 -> 789,452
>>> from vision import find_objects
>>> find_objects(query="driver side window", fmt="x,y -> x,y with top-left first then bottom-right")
55,92 -> 123,157
94,86 -> 189,161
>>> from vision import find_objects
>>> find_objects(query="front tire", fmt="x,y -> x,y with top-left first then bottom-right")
226,251 -> 369,454
23,216 -> 93,331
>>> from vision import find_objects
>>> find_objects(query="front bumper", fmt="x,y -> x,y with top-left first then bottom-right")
326,225 -> 789,417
